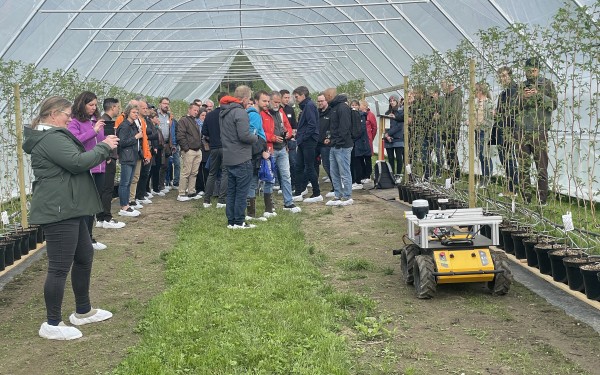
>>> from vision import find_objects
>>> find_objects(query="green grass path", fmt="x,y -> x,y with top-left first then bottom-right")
114,209 -> 352,375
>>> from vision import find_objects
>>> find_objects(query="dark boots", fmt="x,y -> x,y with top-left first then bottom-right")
264,193 -> 273,213
246,197 -> 256,218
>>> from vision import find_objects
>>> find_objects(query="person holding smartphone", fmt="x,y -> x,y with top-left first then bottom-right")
67,91 -> 108,250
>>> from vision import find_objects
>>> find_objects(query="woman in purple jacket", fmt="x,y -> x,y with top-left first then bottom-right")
67,91 -> 108,251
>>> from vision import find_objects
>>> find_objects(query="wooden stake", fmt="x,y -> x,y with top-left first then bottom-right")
14,84 -> 28,228
403,76 -> 409,184
468,59 -> 476,208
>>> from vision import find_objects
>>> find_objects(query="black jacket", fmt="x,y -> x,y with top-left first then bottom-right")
283,104 -> 297,129
318,107 -> 331,145
328,95 -> 353,148
116,119 -> 140,165
202,107 -> 223,150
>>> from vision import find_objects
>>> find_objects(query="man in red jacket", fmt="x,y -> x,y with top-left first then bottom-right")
260,91 -> 301,213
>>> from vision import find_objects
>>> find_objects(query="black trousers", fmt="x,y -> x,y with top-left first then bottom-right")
294,138 -> 320,196
386,146 -> 404,175
42,216 -> 94,323
98,161 -> 116,222
150,150 -> 163,193
87,173 -> 104,239
136,162 -> 152,200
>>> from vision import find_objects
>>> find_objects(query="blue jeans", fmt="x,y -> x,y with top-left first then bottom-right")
119,163 -> 136,207
172,150 -> 181,186
273,148 -> 293,205
317,144 -> 331,180
330,147 -> 353,199
226,160 -> 253,226
248,172 -> 274,198
287,139 -> 298,192
477,130 -> 493,179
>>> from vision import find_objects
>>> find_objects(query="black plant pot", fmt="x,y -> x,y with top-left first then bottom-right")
511,232 -> 531,259
8,236 -> 22,261
481,225 -> 492,239
523,237 -> 540,268
1,239 -> 15,266
534,243 -> 565,276
580,263 -> 600,301
500,227 -> 519,254
22,228 -> 38,250
0,241 -> 6,271
30,224 -> 44,243
548,249 -> 586,284
15,232 -> 30,256
564,257 -> 596,292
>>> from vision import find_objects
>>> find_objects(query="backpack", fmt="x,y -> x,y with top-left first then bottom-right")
350,108 -> 362,140
374,160 -> 396,189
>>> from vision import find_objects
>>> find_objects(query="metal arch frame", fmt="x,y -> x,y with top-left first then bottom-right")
40,1 -> 430,13
486,0 -> 516,24
93,31 -> 387,43
108,42 -> 369,52
129,5 -> 366,96
122,4 -> 356,94
319,0 -> 397,88
70,16 -> 405,30
429,0 -> 497,72
128,50 -> 355,58
0,0 -> 48,59
34,0 -> 94,67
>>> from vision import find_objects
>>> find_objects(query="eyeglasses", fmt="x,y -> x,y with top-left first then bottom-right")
59,110 -> 72,116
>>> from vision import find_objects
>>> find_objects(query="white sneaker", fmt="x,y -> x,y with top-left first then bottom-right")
263,211 -> 277,218
283,204 -> 301,213
92,241 -> 107,250
95,221 -> 104,228
203,202 -> 212,208
197,191 -> 205,196
301,189 -> 308,196
322,176 -> 328,181
39,322 -> 82,340
161,188 -> 170,194
233,222 -> 256,229
151,190 -> 165,197
325,191 -> 336,198
145,193 -> 154,199
102,220 -> 126,229
303,195 -> 323,203
69,308 -> 113,326
177,195 -> 191,202
340,198 -> 354,206
292,195 -> 304,202
189,193 -> 203,200
273,185 -> 280,190
361,178 -> 372,184
246,215 -> 267,222
307,182 -> 312,188
119,207 -> 140,217
138,198 -> 152,204
216,203 -> 226,208
326,199 -> 341,206
323,177 -> 331,183
278,190 -> 283,194
351,183 -> 363,190
130,202 -> 143,209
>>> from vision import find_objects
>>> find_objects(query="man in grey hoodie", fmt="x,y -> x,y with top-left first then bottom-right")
220,85 -> 258,229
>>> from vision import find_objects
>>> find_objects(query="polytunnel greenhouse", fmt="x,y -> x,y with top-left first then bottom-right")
1,1 -> 600,374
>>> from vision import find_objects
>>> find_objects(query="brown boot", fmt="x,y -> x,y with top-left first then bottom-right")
263,193 -> 277,218
246,197 -> 256,219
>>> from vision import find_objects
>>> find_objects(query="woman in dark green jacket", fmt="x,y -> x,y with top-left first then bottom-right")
23,96 -> 119,340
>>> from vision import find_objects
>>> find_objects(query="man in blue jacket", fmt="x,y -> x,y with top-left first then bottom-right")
292,86 -> 321,203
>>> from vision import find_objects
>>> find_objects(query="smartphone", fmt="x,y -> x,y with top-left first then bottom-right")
103,120 -> 116,136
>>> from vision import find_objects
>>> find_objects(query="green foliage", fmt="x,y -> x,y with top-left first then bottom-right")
336,79 -> 366,101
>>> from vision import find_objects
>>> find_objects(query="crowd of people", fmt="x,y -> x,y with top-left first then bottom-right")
23,84 -> 378,339
22,58 -> 555,339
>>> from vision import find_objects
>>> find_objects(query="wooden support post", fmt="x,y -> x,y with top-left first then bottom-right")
14,84 -> 28,228
403,76 -> 409,184
468,59 -> 476,208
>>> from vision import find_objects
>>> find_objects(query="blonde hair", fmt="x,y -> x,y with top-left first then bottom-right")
31,96 -> 71,129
